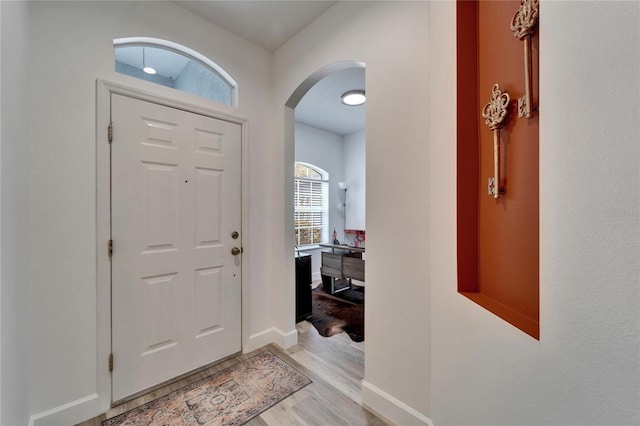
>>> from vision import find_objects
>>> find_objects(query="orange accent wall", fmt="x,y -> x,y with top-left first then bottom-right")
457,0 -> 540,339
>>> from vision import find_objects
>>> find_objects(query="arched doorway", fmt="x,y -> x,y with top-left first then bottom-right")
284,60 -> 367,369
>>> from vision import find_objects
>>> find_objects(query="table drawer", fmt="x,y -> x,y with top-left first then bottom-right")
321,252 -> 342,277
343,256 -> 365,281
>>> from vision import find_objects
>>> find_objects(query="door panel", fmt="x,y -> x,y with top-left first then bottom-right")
111,94 -> 242,402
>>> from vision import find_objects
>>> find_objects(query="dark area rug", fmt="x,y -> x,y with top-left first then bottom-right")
310,281 -> 364,342
103,351 -> 311,426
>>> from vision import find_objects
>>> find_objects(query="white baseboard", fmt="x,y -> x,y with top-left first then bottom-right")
28,393 -> 101,426
361,380 -> 433,426
312,271 -> 322,283
245,327 -> 298,353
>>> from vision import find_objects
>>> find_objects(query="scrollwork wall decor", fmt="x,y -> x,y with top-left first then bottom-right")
457,0 -> 540,339
482,83 -> 510,199
511,0 -> 539,118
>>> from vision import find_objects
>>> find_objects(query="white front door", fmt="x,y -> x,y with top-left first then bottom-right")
111,94 -> 242,402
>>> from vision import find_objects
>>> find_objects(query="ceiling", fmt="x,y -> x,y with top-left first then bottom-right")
175,0 -> 365,136
295,67 -> 365,136
176,1 -> 337,53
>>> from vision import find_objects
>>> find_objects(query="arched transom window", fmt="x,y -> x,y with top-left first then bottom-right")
294,162 -> 329,247
114,37 -> 237,106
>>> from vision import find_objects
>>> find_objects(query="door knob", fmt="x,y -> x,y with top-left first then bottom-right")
231,247 -> 241,256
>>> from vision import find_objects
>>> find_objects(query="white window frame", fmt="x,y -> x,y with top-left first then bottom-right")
294,162 -> 329,248
114,37 -> 238,107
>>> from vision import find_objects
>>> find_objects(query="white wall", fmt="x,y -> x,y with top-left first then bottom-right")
0,2 -> 31,425
0,3 -> 2,419
0,1 -> 275,424
429,2 -> 640,425
343,130 -> 365,231
274,2 -> 431,423
295,122 -> 344,279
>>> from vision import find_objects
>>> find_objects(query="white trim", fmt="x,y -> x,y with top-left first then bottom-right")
0,3 -> 3,419
28,394 -> 100,426
275,327 -> 298,349
96,79 -> 249,415
113,37 -> 239,107
361,380 -> 433,426
96,80 -> 112,416
244,327 -> 298,353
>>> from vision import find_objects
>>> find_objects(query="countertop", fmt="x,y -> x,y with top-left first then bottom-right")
318,243 -> 365,253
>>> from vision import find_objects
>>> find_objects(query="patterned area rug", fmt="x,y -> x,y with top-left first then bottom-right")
103,351 -> 311,426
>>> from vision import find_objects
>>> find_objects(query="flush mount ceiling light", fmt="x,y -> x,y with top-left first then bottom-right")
341,90 -> 366,106
142,47 -> 157,75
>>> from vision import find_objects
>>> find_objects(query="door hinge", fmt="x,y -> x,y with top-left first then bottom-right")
109,353 -> 114,372
108,239 -> 113,258
108,122 -> 113,144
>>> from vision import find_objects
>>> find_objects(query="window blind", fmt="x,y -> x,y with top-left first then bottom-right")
294,176 -> 328,247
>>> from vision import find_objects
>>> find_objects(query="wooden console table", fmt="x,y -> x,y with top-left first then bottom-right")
319,244 -> 365,295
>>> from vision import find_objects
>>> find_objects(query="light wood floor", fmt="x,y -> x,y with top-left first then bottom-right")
78,321 -> 386,426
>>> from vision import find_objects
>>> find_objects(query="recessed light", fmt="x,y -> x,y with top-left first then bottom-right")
341,90 -> 366,106
142,47 -> 156,75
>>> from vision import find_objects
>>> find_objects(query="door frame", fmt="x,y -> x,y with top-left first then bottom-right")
96,79 -> 249,411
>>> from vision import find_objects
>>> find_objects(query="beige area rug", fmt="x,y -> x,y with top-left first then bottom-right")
103,351 -> 311,426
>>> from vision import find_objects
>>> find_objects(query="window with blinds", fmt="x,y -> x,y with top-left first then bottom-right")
294,163 -> 329,247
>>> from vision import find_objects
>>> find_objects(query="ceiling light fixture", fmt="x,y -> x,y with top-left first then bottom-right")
142,47 -> 157,75
341,90 -> 366,106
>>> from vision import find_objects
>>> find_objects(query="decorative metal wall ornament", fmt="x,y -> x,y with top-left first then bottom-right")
511,0 -> 539,119
482,84 -> 511,199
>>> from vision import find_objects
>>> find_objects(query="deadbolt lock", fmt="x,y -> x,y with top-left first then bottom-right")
231,247 -> 241,256
231,231 -> 239,239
